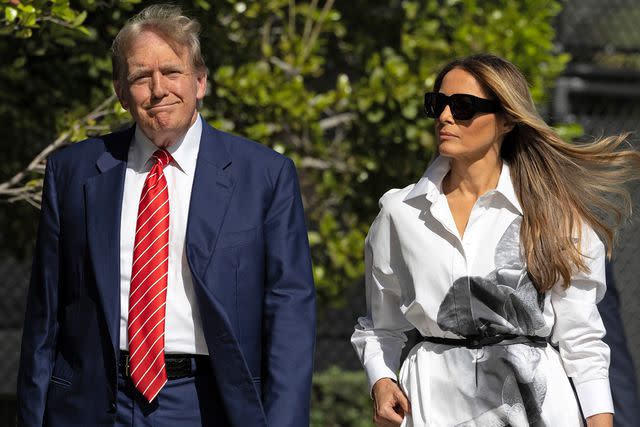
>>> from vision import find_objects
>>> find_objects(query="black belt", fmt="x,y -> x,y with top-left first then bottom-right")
421,334 -> 547,349
119,351 -> 208,380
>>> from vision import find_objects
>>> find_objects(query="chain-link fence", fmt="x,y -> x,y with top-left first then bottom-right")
0,257 -> 28,394
557,0 -> 640,65
0,257 -> 28,426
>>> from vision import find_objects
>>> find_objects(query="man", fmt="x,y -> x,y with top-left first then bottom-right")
17,5 -> 316,427
599,262 -> 640,427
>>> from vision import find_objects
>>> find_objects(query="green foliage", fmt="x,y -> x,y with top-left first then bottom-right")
311,366 -> 373,427
555,122 -> 584,141
192,0 -> 570,307
1,0 -> 92,38
0,0 -> 139,254
0,0 -> 570,307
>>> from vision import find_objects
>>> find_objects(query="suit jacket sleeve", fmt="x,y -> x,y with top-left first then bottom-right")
17,159 -> 61,426
262,158 -> 316,427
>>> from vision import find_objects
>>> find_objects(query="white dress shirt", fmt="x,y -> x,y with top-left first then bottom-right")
351,155 -> 613,425
119,116 -> 208,355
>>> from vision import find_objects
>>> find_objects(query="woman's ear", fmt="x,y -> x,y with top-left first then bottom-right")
499,115 -> 515,135
503,121 -> 515,134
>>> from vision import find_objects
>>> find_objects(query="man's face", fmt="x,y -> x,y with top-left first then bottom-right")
115,30 -> 207,147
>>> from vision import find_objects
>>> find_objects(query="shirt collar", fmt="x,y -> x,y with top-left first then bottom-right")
403,155 -> 523,214
494,161 -> 523,214
404,155 -> 450,203
131,115 -> 202,175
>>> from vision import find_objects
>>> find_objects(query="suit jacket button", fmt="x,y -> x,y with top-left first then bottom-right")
109,402 -> 117,413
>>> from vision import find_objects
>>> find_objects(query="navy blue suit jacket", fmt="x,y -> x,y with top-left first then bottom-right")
17,121 -> 316,426
600,262 -> 640,427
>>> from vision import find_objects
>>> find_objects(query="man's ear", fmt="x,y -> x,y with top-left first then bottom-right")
195,72 -> 207,101
113,80 -> 128,110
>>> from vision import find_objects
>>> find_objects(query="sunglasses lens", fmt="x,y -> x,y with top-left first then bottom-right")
450,95 -> 475,120
424,93 -> 439,118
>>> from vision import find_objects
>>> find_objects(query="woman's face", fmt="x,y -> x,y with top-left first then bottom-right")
435,68 -> 510,164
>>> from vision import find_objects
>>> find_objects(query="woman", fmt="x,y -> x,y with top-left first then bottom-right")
351,54 -> 640,427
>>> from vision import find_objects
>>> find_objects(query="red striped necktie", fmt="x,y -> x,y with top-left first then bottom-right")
127,149 -> 172,402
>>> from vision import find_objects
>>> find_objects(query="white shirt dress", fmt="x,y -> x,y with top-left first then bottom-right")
351,156 -> 614,427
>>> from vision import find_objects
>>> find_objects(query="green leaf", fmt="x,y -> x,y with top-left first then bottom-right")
75,25 -> 92,37
72,10 -> 87,27
23,12 -> 38,27
194,0 -> 211,10
18,4 -> 36,14
5,6 -> 18,22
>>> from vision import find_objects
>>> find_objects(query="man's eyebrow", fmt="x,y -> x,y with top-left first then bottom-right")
127,66 -> 151,80
159,64 -> 186,72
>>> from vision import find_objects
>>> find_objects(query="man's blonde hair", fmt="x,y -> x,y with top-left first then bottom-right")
111,4 -> 207,82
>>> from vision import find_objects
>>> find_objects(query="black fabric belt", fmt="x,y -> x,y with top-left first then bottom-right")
119,351 -> 208,380
420,334 -> 548,349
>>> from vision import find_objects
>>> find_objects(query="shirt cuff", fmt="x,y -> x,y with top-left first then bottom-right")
574,378 -> 614,418
364,358 -> 398,397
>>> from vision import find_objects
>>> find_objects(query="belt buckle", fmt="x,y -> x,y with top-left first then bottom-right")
467,338 -> 482,349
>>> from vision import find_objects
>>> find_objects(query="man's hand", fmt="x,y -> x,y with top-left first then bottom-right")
372,377 -> 411,427
586,413 -> 613,427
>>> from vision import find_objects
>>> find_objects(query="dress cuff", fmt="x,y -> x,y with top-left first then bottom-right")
364,358 -> 398,396
574,378 -> 614,418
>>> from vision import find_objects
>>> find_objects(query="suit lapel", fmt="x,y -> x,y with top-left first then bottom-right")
185,122 -> 234,283
185,124 -> 267,425
85,130 -> 131,353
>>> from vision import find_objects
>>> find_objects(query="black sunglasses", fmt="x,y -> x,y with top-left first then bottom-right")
424,92 -> 501,121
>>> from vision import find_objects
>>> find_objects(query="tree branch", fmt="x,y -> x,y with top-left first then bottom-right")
299,156 -> 348,172
319,112 -> 356,130
0,94 -> 121,208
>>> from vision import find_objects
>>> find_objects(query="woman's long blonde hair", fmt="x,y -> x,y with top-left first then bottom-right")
434,54 -> 640,292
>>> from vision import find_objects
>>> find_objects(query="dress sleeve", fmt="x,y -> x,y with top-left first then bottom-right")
351,193 -> 413,393
550,226 -> 614,418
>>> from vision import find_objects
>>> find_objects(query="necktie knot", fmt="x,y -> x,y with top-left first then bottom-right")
152,149 -> 172,168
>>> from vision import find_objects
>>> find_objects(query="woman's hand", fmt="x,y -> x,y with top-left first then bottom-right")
586,413 -> 613,427
371,377 -> 411,427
